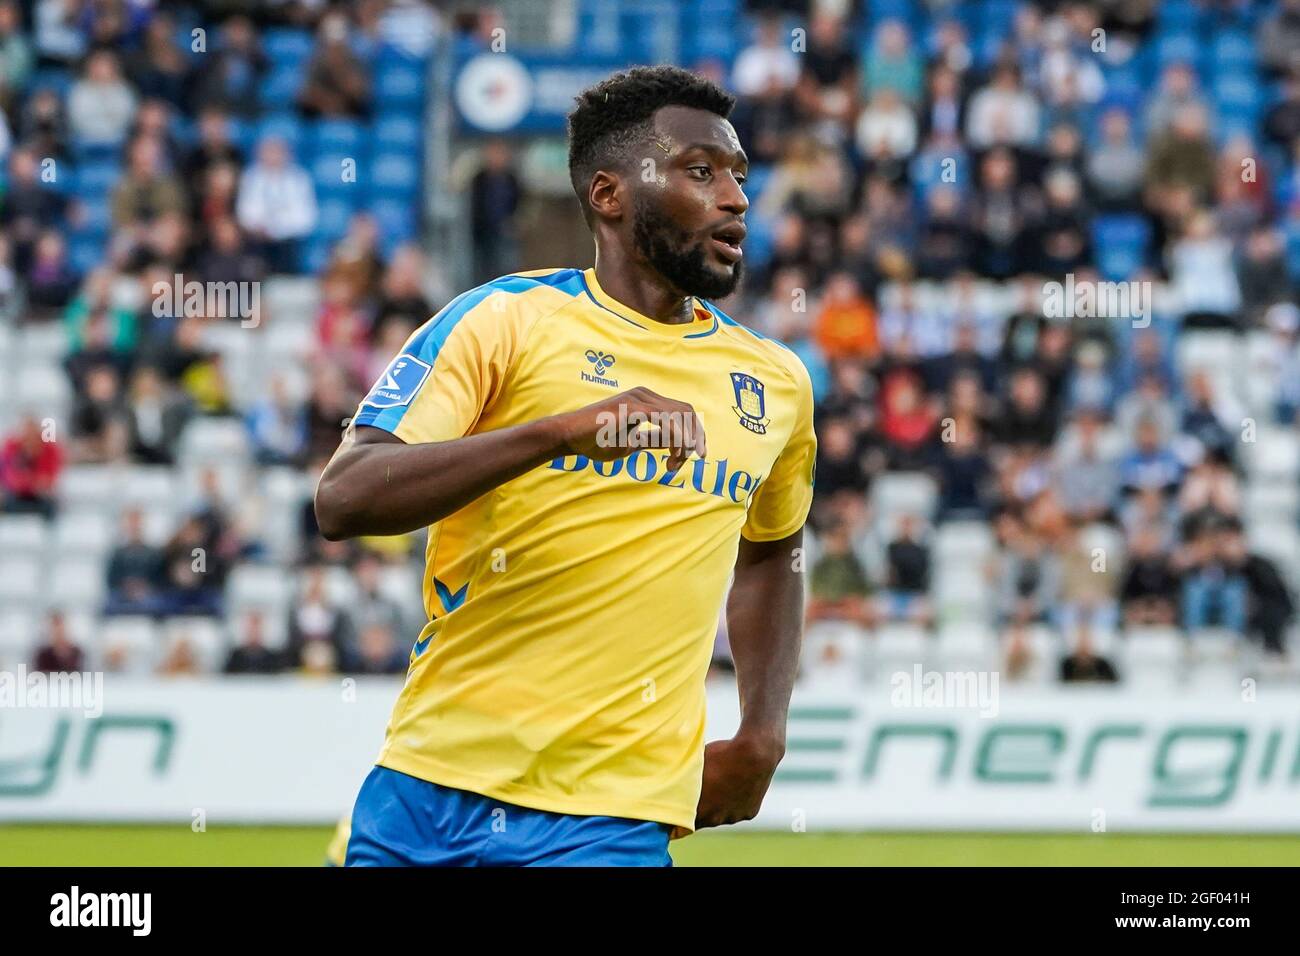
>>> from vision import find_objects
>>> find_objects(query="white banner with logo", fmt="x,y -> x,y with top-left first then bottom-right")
1,678 -> 1298,830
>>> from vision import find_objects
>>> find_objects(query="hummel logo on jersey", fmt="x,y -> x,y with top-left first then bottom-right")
581,349 -> 618,388
363,353 -> 433,409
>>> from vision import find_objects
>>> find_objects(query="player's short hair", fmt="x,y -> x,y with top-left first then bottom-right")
567,65 -> 736,225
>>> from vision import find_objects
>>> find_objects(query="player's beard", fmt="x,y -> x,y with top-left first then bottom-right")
632,194 -> 742,301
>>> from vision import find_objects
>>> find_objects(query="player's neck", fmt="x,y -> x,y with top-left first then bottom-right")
592,251 -> 695,325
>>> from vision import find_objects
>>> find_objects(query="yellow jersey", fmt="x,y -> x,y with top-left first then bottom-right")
350,267 -> 816,830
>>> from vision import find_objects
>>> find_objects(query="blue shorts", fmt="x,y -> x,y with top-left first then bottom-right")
345,766 -> 673,867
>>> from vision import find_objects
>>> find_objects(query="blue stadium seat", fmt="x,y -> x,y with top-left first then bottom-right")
264,28 -> 315,66
261,65 -> 303,108
226,117 -> 256,153
375,63 -> 424,107
983,0 -> 1020,29
256,113 -> 304,153
370,153 -> 421,193
370,198 -> 417,251
70,141 -> 122,164
1154,32 -> 1201,70
314,196 -> 355,242
75,196 -> 112,233
300,237 -> 335,275
1214,73 -> 1262,111
1093,215 -> 1151,282
1212,31 -> 1256,70
373,114 -> 422,151
1157,0 -> 1203,30
1286,223 -> 1300,281
311,119 -> 365,152
310,152 -> 358,195
29,67 -> 73,98
864,0 -> 919,29
69,237 -> 104,275
73,162 -> 121,195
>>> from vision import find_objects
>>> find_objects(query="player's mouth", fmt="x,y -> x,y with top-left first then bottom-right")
709,223 -> 746,264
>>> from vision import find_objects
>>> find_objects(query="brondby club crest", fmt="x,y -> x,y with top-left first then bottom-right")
730,372 -> 770,434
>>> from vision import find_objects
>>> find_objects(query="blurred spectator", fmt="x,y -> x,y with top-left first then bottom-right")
1237,227 -> 1294,325
1257,0 -> 1300,75
731,14 -> 799,99
1145,105 -> 1216,213
67,49 -> 136,145
26,230 -> 77,314
324,213 -> 385,307
1169,211 -> 1242,329
287,566 -> 354,669
157,634 -> 200,676
197,216 -> 265,285
965,64 -> 1040,149
1085,108 -> 1144,212
376,243 -> 434,325
1054,524 -> 1118,635
934,419 -> 992,521
470,140 -> 520,286
247,373 -> 308,466
1,147 -> 68,273
878,362 -> 938,468
187,15 -> 266,119
224,610 -> 285,675
813,271 -> 877,361
17,85 -> 66,161
1,414 -> 61,518
183,107 -> 242,188
236,136 -> 318,274
159,513 -> 225,616
350,553 -> 407,636
1052,408 -> 1118,524
863,19 -> 923,105
104,507 -> 165,616
1060,626 -> 1119,683
350,620 -> 406,675
1177,524 -> 1247,633
1222,524 -> 1294,656
297,11 -> 371,119
1146,63 -> 1210,136
995,526 -> 1059,627
126,11 -> 188,108
124,365 -> 191,464
111,134 -> 187,229
68,363 -> 127,462
0,2 -> 32,114
793,12 -> 857,128
808,521 -> 875,629
1119,415 -> 1182,497
880,513 -> 933,627
31,611 -> 83,673
1120,524 -> 1180,627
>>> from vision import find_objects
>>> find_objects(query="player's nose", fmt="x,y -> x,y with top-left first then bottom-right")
718,173 -> 748,216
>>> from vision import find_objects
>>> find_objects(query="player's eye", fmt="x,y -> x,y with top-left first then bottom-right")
688,165 -> 712,179
734,171 -> 748,186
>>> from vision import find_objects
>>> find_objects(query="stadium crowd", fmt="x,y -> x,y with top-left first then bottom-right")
2,0 -> 1300,687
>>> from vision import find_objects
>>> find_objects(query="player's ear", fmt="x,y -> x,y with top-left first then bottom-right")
587,170 -> 624,222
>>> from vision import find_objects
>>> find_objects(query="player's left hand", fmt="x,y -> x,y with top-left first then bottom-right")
684,735 -> 784,836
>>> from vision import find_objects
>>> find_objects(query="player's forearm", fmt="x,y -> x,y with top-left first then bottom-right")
314,418 -> 569,540
725,530 -> 805,757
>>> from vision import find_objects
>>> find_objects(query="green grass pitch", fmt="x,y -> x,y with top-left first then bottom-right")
3,825 -> 1299,866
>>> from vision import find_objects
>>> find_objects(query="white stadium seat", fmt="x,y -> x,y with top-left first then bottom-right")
0,514 -> 51,553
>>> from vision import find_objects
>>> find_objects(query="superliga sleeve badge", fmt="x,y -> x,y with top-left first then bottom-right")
730,372 -> 770,434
